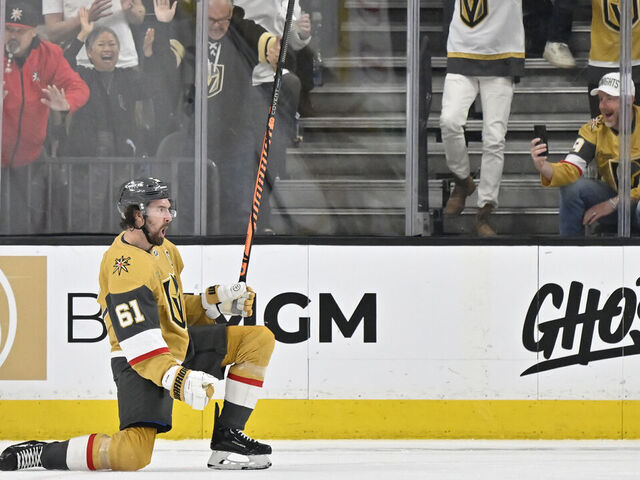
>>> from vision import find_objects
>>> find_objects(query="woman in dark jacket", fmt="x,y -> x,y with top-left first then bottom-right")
60,2 -> 175,157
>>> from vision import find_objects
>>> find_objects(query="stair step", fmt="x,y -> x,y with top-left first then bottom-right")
314,79 -> 589,94
344,0 -> 443,8
338,21 -> 591,57
440,210 -> 560,236
286,140 -> 576,178
300,114 -> 587,131
270,208 -> 405,236
273,178 -> 558,210
309,81 -> 591,114
270,205 -> 560,236
324,56 -> 589,70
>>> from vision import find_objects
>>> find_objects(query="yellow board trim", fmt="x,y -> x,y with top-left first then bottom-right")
2,400 -> 640,440
448,52 -> 526,60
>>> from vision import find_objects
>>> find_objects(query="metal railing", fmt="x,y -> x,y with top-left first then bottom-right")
0,156 -> 219,236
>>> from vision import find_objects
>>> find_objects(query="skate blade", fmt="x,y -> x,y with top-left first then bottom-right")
207,450 -> 271,470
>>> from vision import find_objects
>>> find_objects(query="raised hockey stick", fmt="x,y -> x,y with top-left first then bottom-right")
239,0 -> 296,283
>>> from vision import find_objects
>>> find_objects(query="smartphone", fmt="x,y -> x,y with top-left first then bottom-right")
534,124 -> 549,155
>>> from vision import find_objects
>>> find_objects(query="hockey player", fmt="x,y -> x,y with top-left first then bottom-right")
0,177 -> 275,471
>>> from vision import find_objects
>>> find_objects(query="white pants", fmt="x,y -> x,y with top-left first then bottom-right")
439,73 -> 514,208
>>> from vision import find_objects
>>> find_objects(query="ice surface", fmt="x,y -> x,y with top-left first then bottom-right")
0,439 -> 639,479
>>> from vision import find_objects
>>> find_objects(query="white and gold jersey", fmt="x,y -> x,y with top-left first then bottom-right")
446,0 -> 525,76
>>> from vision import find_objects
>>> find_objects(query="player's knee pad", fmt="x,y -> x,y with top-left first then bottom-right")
248,326 -> 275,366
227,325 -> 275,368
108,426 -> 156,471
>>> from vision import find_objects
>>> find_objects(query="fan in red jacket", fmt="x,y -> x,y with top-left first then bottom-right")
2,1 -> 89,168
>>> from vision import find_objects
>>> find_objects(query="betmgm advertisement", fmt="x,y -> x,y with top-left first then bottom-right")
2,245 -> 640,439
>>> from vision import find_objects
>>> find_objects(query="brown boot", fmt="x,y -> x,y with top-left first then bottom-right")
475,204 -> 497,237
444,176 -> 476,215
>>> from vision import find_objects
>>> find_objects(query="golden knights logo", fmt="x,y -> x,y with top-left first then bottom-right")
208,63 -> 224,98
460,0 -> 488,28
163,274 -> 186,328
113,256 -> 131,275
590,116 -> 604,131
602,0 -> 640,31
606,157 -> 640,191
208,41 -> 224,98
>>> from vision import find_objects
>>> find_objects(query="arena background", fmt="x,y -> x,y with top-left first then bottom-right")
1,243 -> 640,440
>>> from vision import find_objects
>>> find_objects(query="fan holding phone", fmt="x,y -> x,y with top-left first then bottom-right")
530,72 -> 640,236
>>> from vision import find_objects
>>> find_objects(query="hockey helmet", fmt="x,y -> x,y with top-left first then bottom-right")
117,178 -> 176,219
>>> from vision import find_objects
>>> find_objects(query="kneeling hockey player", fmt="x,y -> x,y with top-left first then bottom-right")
0,178 -> 275,471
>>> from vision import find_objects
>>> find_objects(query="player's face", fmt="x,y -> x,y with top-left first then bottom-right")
208,0 -> 232,40
4,25 -> 36,57
144,199 -> 174,245
599,92 -> 621,129
87,31 -> 120,72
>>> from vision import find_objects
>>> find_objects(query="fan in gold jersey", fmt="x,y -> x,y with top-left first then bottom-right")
530,72 -> 640,236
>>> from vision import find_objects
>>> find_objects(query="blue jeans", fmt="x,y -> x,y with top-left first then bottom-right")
559,178 -> 640,235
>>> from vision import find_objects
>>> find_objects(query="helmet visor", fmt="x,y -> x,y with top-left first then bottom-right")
145,199 -> 177,219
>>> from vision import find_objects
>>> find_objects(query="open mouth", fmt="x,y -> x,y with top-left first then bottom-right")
6,40 -> 20,55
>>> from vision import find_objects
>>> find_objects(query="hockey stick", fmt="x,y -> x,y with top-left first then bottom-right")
239,0 -> 296,283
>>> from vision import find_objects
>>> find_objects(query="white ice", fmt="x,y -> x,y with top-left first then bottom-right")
0,439 -> 639,479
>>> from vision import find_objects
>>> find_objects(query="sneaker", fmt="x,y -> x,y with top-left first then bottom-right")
0,441 -> 47,470
543,42 -> 576,68
207,404 -> 271,470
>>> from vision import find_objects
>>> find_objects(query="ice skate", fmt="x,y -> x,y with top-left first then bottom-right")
0,440 -> 47,470
207,404 -> 272,470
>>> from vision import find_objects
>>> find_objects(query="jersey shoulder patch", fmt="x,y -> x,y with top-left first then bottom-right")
102,239 -> 155,294
580,116 -> 603,138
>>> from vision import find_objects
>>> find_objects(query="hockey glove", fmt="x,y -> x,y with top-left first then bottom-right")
162,365 -> 217,410
202,282 -> 255,318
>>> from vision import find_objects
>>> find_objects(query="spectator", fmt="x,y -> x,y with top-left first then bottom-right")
542,0 -> 577,68
523,0 -> 576,68
439,0 -> 525,236
235,0 -> 310,233
1,0 -> 89,234
587,0 -> 640,117
42,0 -> 145,68
530,72 -> 640,236
134,0 -> 186,153
59,1 -> 175,158
200,0 -> 279,235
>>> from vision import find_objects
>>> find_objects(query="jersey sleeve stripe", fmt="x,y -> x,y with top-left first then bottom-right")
119,328 -> 170,366
130,347 -> 171,366
561,156 -> 585,175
